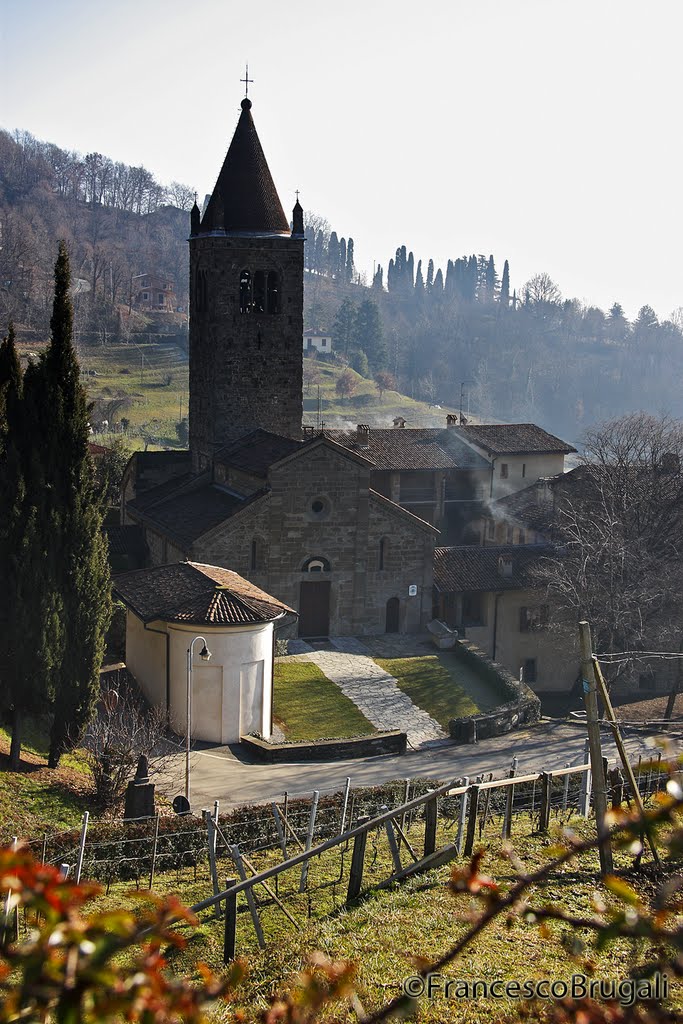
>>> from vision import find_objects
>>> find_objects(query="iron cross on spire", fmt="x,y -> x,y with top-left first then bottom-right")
295,190 -> 300,202
240,64 -> 253,97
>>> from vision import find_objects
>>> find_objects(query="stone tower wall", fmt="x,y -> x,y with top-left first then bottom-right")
189,234 -> 304,471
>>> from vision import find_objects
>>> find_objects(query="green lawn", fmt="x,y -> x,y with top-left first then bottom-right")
273,661 -> 375,741
375,655 -> 481,729
0,719 -> 93,841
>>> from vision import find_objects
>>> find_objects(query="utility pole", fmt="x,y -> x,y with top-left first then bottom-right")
579,620 -> 613,875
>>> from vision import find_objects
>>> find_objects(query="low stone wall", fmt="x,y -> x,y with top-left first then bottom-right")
448,639 -> 541,743
242,730 -> 407,763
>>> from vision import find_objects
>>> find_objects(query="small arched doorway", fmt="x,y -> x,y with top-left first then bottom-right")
385,597 -> 400,633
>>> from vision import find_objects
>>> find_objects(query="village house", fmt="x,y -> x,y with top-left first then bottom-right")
131,273 -> 177,312
303,328 -> 333,354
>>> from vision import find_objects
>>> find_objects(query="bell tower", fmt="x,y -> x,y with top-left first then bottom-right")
189,96 -> 304,472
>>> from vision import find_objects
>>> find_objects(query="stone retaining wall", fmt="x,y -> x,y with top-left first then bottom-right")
241,730 -> 407,763
448,639 -> 541,743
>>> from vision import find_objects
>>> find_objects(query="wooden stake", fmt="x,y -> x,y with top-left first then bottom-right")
463,785 -> 480,857
223,877 -> 237,963
593,656 -> 661,869
423,793 -> 438,857
346,815 -> 370,904
579,621 -> 613,875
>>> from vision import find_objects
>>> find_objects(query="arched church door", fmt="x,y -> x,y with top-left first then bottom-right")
385,597 -> 400,633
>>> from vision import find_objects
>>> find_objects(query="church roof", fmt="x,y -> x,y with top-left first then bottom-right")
454,423 -> 576,456
325,428 -> 489,471
200,98 -> 290,235
113,561 -> 294,626
127,483 -> 254,548
215,429 -> 302,477
433,543 -> 555,593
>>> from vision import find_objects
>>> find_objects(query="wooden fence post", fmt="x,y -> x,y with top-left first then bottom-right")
609,767 -> 624,810
463,785 -> 480,857
148,811 -> 160,891
229,845 -> 265,949
271,802 -> 287,859
75,812 -> 89,884
204,811 -> 221,917
579,739 -> 592,817
562,762 -> 570,812
222,877 -> 237,963
346,816 -> 370,904
339,777 -> 351,835
381,806 -> 402,874
456,777 -> 469,855
502,759 -> 518,839
538,772 -> 552,833
299,790 -> 320,892
424,792 -> 438,856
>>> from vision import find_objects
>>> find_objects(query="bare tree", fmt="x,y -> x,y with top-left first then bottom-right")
167,181 -> 196,212
335,368 -> 357,404
524,271 -> 562,306
83,679 -> 183,811
535,414 -> 683,684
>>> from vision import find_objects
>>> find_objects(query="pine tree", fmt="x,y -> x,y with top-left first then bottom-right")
31,243 -> 112,767
500,260 -> 510,307
332,297 -> 357,357
355,299 -> 387,371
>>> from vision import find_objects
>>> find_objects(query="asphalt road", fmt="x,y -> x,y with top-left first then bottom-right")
161,720 -> 678,811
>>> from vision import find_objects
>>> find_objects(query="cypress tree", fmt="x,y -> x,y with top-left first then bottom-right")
332,297 -> 357,357
485,255 -> 497,301
0,324 -> 60,768
433,268 -> 444,293
426,259 -> 434,292
500,260 -> 510,307
30,243 -> 111,767
345,238 -> 354,283
355,298 -> 387,371
415,260 -> 424,293
339,237 -> 347,278
328,232 -> 339,278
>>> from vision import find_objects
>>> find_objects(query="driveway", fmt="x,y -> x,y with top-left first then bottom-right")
169,720 -> 672,810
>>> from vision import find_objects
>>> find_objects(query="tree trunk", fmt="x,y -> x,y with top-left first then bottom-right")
8,707 -> 21,770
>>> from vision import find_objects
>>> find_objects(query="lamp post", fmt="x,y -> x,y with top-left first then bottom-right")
185,636 -> 212,806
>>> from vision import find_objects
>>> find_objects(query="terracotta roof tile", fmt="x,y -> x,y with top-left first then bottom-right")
434,544 -> 555,592
326,428 -> 489,471
454,423 -> 576,455
113,561 -> 294,626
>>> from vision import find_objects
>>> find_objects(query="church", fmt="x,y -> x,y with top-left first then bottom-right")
121,93 -> 575,642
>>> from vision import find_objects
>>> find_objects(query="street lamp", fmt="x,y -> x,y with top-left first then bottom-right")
185,636 -> 212,806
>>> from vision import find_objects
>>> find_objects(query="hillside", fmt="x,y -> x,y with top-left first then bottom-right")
4,127 -> 683,446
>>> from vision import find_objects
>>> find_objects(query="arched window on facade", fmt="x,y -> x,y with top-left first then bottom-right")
253,270 -> 266,314
301,556 -> 331,573
379,536 -> 389,570
239,269 -> 252,313
267,271 -> 280,313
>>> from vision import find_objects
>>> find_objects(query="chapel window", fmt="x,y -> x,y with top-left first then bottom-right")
379,537 -> 388,570
302,556 -> 331,573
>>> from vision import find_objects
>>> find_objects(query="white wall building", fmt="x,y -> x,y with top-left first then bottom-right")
303,329 -> 333,354
114,561 -> 295,744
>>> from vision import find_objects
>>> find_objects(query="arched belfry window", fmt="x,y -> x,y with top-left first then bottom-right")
253,270 -> 266,314
267,271 -> 280,313
302,556 -> 331,573
240,269 -> 252,313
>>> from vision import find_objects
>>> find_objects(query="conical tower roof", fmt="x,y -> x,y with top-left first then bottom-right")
200,98 -> 289,235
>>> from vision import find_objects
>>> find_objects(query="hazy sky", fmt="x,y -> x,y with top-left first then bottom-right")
3,0 -> 683,319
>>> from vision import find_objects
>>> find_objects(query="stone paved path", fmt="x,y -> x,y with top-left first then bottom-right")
283,635 -> 446,749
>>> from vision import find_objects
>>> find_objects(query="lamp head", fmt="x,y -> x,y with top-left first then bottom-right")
199,644 -> 212,662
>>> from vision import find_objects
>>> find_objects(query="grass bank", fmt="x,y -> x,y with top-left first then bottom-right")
374,655 -> 480,728
273,661 -> 375,741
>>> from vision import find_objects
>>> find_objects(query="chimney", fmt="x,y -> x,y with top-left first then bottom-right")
393,416 -> 406,429
498,555 -> 513,578
356,424 -> 371,449
446,414 -> 458,428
